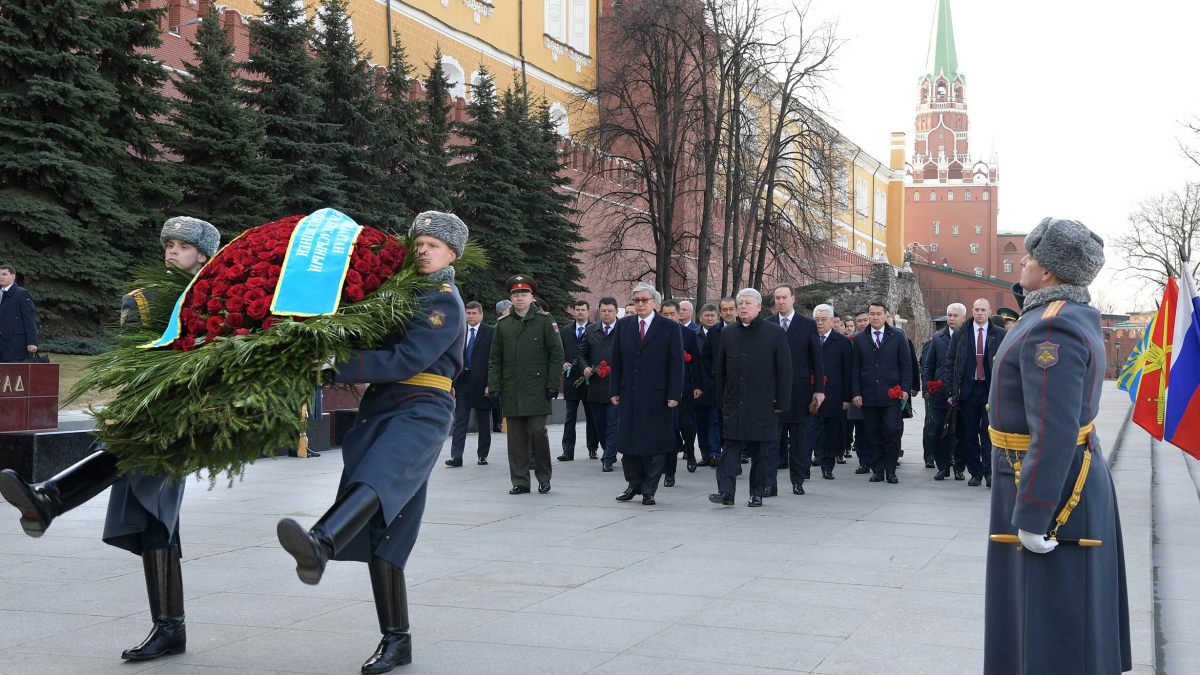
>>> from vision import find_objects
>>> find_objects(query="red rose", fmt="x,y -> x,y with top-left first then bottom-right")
269,265 -> 281,276
172,335 -> 196,351
251,262 -> 271,276
228,284 -> 246,297
206,316 -> 225,334
353,257 -> 373,274
261,316 -> 280,330
363,274 -> 381,293
211,280 -> 231,297
186,318 -> 207,335
225,295 -> 247,312
232,328 -> 251,336
247,297 -> 271,320
264,239 -> 279,249
274,245 -> 287,257
193,279 -> 211,294
257,250 -> 277,262
190,290 -> 208,308
225,312 -> 245,329
345,285 -> 365,303
346,270 -> 363,285
245,288 -> 266,302
225,263 -> 246,279
206,298 -> 224,314
246,277 -> 265,289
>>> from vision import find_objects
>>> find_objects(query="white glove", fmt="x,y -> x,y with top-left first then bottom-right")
314,356 -> 337,373
1018,529 -> 1058,554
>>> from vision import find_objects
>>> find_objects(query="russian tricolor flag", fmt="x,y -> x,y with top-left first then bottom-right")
1164,265 -> 1200,459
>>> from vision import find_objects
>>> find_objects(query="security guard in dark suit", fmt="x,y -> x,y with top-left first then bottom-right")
559,299 -> 596,460
576,297 -> 620,470
947,299 -> 1007,486
276,211 -> 468,674
923,304 -> 965,480
447,301 -> 496,466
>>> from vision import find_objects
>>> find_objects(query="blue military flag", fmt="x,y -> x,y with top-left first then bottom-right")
1117,313 -> 1155,402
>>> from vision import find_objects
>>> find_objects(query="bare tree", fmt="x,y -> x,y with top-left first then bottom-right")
1113,182 -> 1200,291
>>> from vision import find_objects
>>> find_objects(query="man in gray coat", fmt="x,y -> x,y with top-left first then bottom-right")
984,217 -> 1131,675
709,288 -> 792,507
0,216 -> 220,662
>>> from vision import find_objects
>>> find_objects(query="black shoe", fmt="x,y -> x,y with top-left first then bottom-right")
709,492 -> 734,505
836,457 -> 847,464
747,496 -> 762,507
589,449 -> 598,459
934,469 -> 949,481
765,486 -> 778,497
967,475 -> 982,486
664,476 -> 676,487
854,466 -> 871,475
492,425 -> 503,433
925,461 -> 936,469
687,462 -> 697,473
0,452 -> 121,538
557,453 -> 574,462
509,485 -> 531,495
528,461 -> 535,470
306,450 -> 321,458
363,558 -> 412,673
615,487 -> 640,501
122,547 -> 186,660
538,481 -> 551,494
793,484 -> 805,495
478,458 -> 488,465
954,470 -> 965,481
778,460 -> 789,470
278,484 -> 380,586
823,470 -> 834,480
986,475 -> 992,488
709,457 -> 719,467
886,473 -> 898,484
642,496 -> 656,505
740,456 -> 749,464
736,466 -> 742,476
803,468 -> 811,480
602,461 -> 614,472
869,473 -> 884,483
445,457 -> 462,467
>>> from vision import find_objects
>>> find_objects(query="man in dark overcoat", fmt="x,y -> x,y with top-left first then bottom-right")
1,216 -> 221,662
693,303 -> 720,466
608,283 -> 684,505
709,289 -> 792,507
807,304 -> 851,484
660,300 -> 704,481
576,297 -> 620,471
765,284 -> 824,495
276,212 -> 467,673
947,297 -> 1007,486
0,265 -> 38,362
447,301 -> 495,466
984,217 -> 1130,675
924,304 -> 964,480
850,302 -> 911,484
558,299 -> 596,460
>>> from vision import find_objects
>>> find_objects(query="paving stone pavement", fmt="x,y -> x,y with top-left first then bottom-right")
0,383 -> 1161,675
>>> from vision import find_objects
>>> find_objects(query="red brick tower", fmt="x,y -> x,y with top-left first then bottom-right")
904,0 -> 1011,286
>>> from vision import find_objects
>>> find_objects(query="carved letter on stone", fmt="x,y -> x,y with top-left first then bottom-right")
2,376 -> 9,393
15,376 -> 23,392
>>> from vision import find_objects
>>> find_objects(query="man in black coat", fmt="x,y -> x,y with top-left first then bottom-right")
0,265 -> 38,363
765,284 -> 824,496
851,302 -> 912,483
710,289 -> 792,507
923,304 -> 964,479
609,284 -> 684,505
447,301 -> 496,466
660,300 -> 704,481
947,298 -> 1007,486
807,304 -> 852,483
559,299 -> 597,461
693,303 -> 720,466
576,297 -> 620,471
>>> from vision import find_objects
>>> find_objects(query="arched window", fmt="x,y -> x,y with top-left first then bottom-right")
974,266 -> 984,277
975,225 -> 983,235
548,102 -> 569,137
965,190 -> 972,201
856,241 -> 867,255
933,222 -> 940,235
913,191 -> 920,202
983,190 -> 990,201
1003,259 -> 1013,273
952,225 -> 959,236
930,190 -> 937,201
930,243 -> 939,252
1003,242 -> 1018,253
970,243 -> 979,254
937,83 -> 947,99
439,55 -> 466,100
947,190 -> 954,201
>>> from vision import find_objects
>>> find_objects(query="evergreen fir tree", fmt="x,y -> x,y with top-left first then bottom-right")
244,0 -> 346,216
452,68 -> 526,308
418,48 -> 456,210
312,0 -> 394,230
502,89 -> 587,316
166,6 -> 285,241
0,0 -> 138,333
377,36 -> 438,220
93,0 -> 181,252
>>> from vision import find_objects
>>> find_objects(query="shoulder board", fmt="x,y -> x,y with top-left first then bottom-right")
537,310 -> 551,316
1043,301 -> 1067,319
126,288 -> 145,298
440,283 -> 454,293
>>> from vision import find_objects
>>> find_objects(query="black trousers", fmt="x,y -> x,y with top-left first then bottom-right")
666,406 -> 697,477
450,400 -> 492,460
956,386 -> 991,477
862,405 -> 903,475
930,405 -> 957,471
562,397 -> 598,455
622,454 -> 665,496
716,439 -> 768,497
807,415 -> 843,473
848,419 -> 870,468
922,399 -> 937,463
767,422 -> 808,489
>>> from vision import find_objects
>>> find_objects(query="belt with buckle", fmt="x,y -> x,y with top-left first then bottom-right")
988,422 -> 1095,451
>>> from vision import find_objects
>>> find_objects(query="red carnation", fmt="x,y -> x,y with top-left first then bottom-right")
206,298 -> 224,314
597,361 -> 611,378
225,295 -> 247,312
247,297 -> 271,320
345,285 -> 365,303
684,351 -> 692,362
225,313 -> 245,329
245,288 -> 267,303
888,385 -> 904,399
206,316 -> 225,334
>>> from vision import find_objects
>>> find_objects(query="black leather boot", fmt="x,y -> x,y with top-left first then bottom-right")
122,546 -> 186,660
0,450 -> 122,537
362,557 -> 412,673
277,483 -> 380,585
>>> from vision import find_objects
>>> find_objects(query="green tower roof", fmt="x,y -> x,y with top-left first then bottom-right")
920,0 -> 962,84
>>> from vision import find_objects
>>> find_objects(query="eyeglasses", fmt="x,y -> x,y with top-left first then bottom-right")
632,297 -> 654,303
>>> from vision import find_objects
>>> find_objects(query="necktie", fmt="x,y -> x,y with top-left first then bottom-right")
640,320 -> 646,341
604,324 -> 610,337
782,317 -> 789,331
976,326 -> 985,378
821,333 -> 827,345
874,330 -> 881,348
577,325 -> 584,340
465,327 -> 476,365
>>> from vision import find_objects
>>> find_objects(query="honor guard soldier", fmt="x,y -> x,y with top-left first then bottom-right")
996,306 -> 1020,330
984,218 -> 1131,675
1,217 -> 221,662
276,211 -> 468,674
488,274 -> 565,495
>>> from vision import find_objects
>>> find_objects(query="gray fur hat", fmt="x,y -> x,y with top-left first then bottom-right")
411,211 -> 468,258
161,216 -> 220,259
1024,217 -> 1105,286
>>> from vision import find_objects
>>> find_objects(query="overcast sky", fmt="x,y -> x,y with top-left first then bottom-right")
801,0 -> 1200,311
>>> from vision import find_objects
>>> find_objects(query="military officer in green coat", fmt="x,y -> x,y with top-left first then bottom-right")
488,274 -> 565,495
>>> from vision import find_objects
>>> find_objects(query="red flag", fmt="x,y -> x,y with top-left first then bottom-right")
1132,278 -> 1179,439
